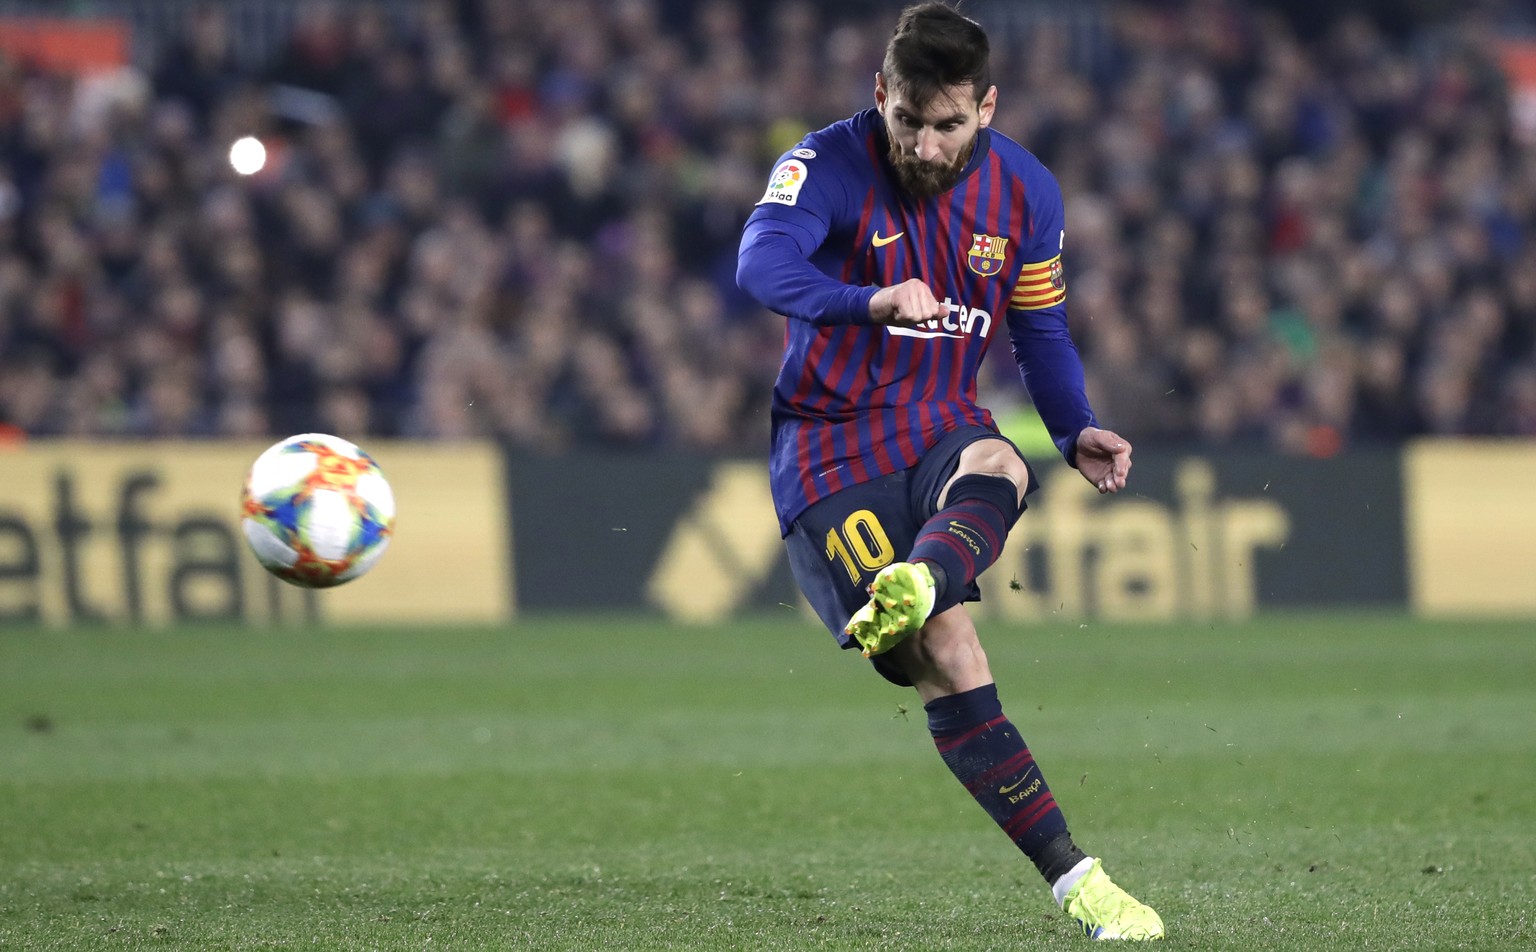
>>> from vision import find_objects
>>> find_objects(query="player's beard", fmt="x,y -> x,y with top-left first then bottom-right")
887,133 -> 976,198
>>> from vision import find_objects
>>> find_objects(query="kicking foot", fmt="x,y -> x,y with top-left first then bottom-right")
843,561 -> 936,657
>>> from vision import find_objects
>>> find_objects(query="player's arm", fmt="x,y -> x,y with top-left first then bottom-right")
737,148 -> 939,327
738,216 -> 944,328
1009,300 -> 1131,493
1005,177 -> 1131,493
737,213 -> 880,326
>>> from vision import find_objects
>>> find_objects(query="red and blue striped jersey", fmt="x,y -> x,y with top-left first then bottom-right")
738,109 -> 1097,534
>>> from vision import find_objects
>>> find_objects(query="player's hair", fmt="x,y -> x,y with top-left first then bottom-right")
882,2 -> 991,108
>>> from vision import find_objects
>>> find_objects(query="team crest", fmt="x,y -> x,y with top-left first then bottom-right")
966,233 -> 1008,277
1049,258 -> 1065,290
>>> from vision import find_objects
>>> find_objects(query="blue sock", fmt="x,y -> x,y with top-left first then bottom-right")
925,683 -> 1085,883
910,474 -> 1019,615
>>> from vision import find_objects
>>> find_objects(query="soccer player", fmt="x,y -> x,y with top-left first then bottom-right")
736,2 -> 1164,942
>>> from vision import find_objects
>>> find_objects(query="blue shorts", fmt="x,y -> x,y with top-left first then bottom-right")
784,425 -> 1035,685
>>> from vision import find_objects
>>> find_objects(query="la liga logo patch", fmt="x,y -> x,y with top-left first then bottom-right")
757,159 -> 808,206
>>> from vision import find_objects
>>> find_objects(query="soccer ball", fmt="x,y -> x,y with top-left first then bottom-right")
240,433 -> 396,588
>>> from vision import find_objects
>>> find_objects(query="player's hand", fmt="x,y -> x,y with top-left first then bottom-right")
1075,426 -> 1132,494
868,279 -> 946,327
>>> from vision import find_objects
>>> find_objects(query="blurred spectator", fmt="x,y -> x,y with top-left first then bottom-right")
0,0 -> 1534,457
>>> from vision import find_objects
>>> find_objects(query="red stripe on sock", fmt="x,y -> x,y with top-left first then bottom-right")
964,749 -> 1037,793
916,530 -> 977,578
1003,793 -> 1059,840
932,715 -> 1007,754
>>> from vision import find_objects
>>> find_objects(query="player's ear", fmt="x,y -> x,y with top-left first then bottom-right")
977,84 -> 997,129
874,72 -> 887,113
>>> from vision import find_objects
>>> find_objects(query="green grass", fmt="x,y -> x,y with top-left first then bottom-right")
1,613 -> 1532,950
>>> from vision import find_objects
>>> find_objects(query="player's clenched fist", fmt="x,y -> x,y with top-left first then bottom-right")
868,278 -> 946,327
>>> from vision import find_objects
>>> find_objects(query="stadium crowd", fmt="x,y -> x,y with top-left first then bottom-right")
1,0 -> 1534,454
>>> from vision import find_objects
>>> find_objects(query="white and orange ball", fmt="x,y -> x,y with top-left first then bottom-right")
240,433 -> 395,588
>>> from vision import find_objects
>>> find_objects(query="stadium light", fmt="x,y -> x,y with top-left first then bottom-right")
228,136 -> 267,175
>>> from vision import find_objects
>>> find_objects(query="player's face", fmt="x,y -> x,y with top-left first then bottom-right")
875,74 -> 996,197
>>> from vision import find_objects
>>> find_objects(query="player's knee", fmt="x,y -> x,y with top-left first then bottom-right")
963,439 -> 1025,472
948,440 -> 1030,507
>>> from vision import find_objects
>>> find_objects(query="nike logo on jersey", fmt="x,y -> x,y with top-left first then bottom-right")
871,231 -> 904,247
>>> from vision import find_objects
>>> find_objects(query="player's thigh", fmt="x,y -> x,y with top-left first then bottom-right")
785,471 -> 918,645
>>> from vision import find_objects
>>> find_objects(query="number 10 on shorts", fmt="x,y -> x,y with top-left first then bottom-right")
825,509 -> 895,584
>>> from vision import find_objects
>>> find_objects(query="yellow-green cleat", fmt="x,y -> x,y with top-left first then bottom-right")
844,561 -> 937,657
1061,859 -> 1165,941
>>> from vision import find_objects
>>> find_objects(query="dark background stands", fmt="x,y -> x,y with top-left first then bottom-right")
1,0 -> 1533,454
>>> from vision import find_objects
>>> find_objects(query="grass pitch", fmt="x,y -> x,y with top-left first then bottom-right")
1,613 -> 1531,950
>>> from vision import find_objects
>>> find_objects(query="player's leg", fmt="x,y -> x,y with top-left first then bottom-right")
887,605 -> 1164,941
789,441 -> 1162,938
884,609 -> 1085,885
890,432 -> 1163,940
789,467 -> 1086,888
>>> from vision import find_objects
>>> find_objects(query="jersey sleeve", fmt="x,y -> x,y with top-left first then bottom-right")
749,147 -> 849,233
736,144 -> 879,327
1004,172 -> 1099,466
